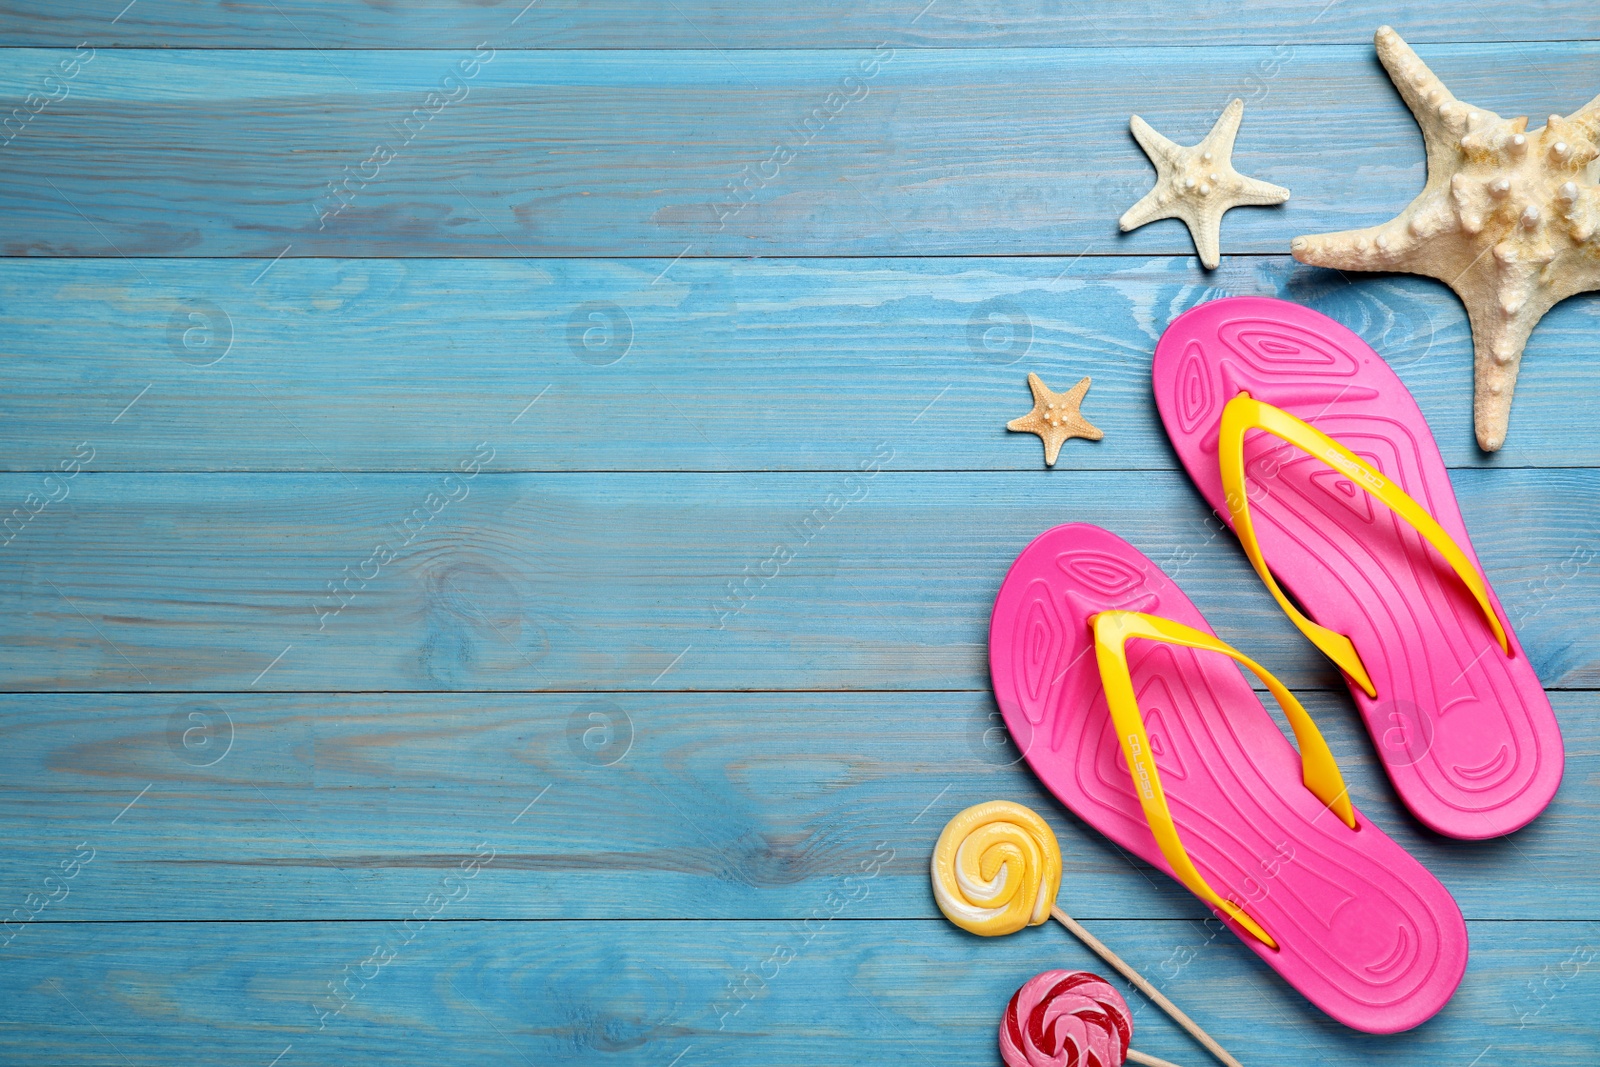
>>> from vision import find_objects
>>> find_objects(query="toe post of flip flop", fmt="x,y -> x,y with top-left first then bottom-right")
1151,296 -> 1563,840
989,523 -> 1468,1033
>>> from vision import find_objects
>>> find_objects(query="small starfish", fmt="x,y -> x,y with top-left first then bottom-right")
1293,26 -> 1600,452
1120,98 -> 1291,269
1007,373 -> 1104,466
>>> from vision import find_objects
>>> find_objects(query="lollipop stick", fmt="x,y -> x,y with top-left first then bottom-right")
1050,906 -> 1243,1067
1127,1051 -> 1188,1067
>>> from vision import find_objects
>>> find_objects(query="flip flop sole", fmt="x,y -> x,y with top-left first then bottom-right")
990,523 -> 1468,1033
1152,296 -> 1562,839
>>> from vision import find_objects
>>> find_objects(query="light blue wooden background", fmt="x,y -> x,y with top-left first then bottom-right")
1,2 -> 1597,1064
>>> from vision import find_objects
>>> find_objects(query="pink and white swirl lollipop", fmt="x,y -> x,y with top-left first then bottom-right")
1001,970 -> 1186,1067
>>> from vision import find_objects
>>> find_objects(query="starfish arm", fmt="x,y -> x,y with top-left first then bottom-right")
1374,27 -> 1458,135
1203,98 -> 1246,158
1467,224 -> 1600,450
1006,414 -> 1039,433
1041,431 -> 1066,467
1291,222 -> 1414,271
1460,295 -> 1541,453
1129,115 -> 1182,167
1188,207 -> 1222,270
1061,376 -> 1093,407
1068,417 -> 1105,442
1024,372 -> 1050,404
1374,26 -> 1502,161
1230,174 -> 1292,206
1119,188 -> 1174,232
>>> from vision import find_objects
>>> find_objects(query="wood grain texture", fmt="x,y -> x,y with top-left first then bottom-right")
4,1 -> 1598,49
2,469 -> 1596,692
4,9 -> 1599,1064
2,256 -> 1597,472
0,691 -> 1594,922
2,919 -> 1596,1065
3,43 -> 1600,256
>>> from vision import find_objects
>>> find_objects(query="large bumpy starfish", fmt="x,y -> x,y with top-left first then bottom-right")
1292,26 -> 1600,452
1120,98 -> 1291,270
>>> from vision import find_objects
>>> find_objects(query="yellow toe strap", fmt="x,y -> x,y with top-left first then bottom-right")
1091,609 -> 1359,950
1218,393 -> 1509,699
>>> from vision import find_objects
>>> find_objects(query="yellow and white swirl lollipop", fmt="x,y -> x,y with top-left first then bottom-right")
931,800 -> 1061,936
931,801 -> 1244,1067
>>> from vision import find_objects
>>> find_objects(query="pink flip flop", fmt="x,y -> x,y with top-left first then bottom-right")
989,523 -> 1467,1033
1152,296 -> 1563,839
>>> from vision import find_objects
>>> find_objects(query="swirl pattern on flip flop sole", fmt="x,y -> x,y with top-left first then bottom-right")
1000,969 -> 1133,1067
930,800 -> 1061,936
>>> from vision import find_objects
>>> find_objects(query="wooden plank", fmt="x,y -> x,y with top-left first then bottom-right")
1,469 -> 1596,692
3,44 -> 1599,256
0,690 -> 1594,922
3,256 -> 1598,472
5,1 -> 1598,49
1,918 -> 1595,1064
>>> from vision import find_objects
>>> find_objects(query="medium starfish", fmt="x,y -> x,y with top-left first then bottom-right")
1007,373 -> 1104,466
1120,98 -> 1291,270
1292,26 -> 1600,452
